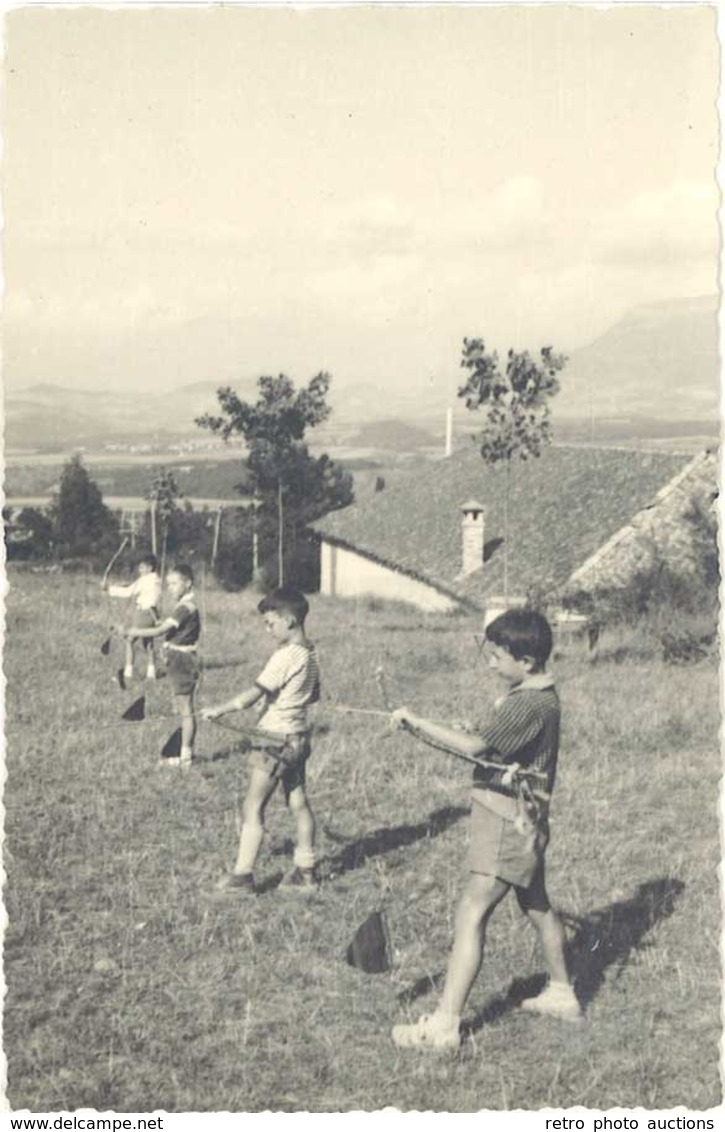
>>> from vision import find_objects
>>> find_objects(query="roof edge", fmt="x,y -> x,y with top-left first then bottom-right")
566,448 -> 716,589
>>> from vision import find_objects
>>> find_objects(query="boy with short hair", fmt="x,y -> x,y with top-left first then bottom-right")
201,586 -> 320,895
103,553 -> 162,680
390,608 -> 580,1052
124,563 -> 200,767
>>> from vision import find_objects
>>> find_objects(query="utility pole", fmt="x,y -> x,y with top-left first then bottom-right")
445,408 -> 453,457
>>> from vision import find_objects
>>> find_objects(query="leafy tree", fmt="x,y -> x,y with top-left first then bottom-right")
197,373 -> 353,585
458,339 -> 566,599
49,454 -> 119,559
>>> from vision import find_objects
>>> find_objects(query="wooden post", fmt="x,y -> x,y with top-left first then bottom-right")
277,480 -> 284,587
211,506 -> 222,570
252,493 -> 260,580
150,498 -> 157,556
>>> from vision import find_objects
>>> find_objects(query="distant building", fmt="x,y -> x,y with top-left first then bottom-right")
311,446 -> 717,616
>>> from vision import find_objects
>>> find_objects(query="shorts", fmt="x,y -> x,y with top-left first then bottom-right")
248,732 -> 311,801
165,649 -> 200,696
130,607 -> 159,631
468,794 -> 549,889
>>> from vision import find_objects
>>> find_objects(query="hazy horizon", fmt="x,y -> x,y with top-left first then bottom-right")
3,6 -> 719,395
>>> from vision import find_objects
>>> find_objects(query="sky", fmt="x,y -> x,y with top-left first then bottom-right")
2,4 -> 720,394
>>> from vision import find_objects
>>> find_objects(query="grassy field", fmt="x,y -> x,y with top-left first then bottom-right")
3,570 -> 721,1112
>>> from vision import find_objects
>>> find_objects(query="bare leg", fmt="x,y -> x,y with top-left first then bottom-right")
143,638 -> 156,675
124,637 -> 135,675
177,693 -> 196,757
438,872 -> 510,1019
517,867 -> 570,986
234,768 -> 277,875
287,784 -> 316,869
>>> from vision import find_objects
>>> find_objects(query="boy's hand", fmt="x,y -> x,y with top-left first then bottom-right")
451,719 -> 476,734
390,706 -> 416,731
200,706 -> 221,721
100,580 -> 108,591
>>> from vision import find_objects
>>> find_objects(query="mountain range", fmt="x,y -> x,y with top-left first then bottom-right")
3,295 -> 719,454
555,294 -> 719,420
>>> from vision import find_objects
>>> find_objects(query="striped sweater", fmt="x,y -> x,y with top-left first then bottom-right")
472,673 -> 560,804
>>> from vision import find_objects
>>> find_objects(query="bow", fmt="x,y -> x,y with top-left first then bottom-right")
101,537 -> 129,588
396,717 -> 549,799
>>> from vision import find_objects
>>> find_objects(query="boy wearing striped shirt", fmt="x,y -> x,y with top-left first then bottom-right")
202,587 -> 320,896
390,608 -> 580,1051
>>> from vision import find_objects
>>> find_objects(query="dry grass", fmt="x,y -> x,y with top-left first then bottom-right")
3,572 -> 721,1111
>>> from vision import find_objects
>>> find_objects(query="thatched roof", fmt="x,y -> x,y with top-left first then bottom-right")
312,444 -> 701,606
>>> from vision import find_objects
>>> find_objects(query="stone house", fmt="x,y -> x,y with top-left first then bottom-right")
311,446 -> 717,617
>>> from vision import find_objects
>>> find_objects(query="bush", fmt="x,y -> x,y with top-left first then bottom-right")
568,559 -> 718,666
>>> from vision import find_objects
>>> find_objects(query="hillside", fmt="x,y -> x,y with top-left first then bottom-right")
558,295 -> 719,421
347,419 -> 437,450
3,379 -> 258,453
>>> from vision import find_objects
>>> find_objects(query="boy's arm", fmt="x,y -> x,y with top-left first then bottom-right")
390,708 -> 490,758
124,616 -> 176,640
201,686 -> 264,720
104,580 -> 137,598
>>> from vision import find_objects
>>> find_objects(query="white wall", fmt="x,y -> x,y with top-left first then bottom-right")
321,541 -> 458,613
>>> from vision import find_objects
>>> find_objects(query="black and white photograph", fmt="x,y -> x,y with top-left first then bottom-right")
2,3 -> 721,1117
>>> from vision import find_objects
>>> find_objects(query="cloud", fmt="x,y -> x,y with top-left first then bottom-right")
591,180 -> 718,267
322,195 -> 417,259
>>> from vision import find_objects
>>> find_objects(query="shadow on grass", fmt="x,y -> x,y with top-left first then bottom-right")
460,877 -> 685,1035
317,805 -> 469,881
565,876 -> 686,1006
397,971 -> 446,1005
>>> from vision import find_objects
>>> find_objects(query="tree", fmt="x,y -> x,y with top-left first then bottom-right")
4,506 -> 53,560
197,373 -> 354,585
458,339 -> 566,599
49,454 -> 119,559
147,468 -> 181,576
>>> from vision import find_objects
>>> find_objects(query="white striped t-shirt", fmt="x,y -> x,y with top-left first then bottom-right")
255,641 -> 320,734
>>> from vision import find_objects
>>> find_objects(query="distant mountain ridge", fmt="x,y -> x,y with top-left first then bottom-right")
4,295 -> 719,452
556,294 -> 719,420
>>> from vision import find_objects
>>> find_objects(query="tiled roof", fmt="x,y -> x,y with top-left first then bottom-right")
312,444 -> 697,606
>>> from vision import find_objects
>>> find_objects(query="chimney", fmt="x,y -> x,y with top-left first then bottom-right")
444,408 -> 453,457
460,500 -> 485,576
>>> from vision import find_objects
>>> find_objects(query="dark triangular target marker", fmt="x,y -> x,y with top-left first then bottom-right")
346,910 -> 392,974
160,728 -> 182,760
121,696 -> 146,722
101,636 -> 112,656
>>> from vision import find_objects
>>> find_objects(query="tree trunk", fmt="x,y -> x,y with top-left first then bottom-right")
161,526 -> 168,582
